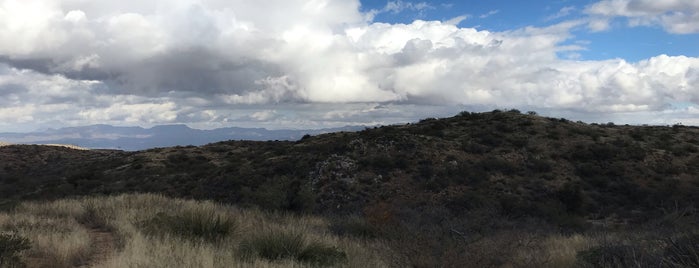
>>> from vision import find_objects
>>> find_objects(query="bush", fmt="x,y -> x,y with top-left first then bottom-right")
239,229 -> 346,266
0,232 -> 31,268
77,201 -> 107,228
239,230 -> 305,261
476,157 -> 517,175
141,210 -> 236,243
526,158 -> 552,173
329,215 -> 377,239
664,234 -> 699,267
576,244 -> 643,267
297,242 -> 347,266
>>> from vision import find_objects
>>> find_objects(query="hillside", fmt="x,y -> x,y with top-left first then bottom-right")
1,110 -> 698,267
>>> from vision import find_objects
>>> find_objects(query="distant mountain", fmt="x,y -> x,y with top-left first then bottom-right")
0,124 -> 364,151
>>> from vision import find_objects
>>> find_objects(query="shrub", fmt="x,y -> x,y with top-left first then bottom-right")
557,182 -> 584,213
77,201 -> 107,228
141,210 -> 236,243
329,215 -> 377,239
526,158 -> 552,173
0,232 -> 31,268
576,244 -> 642,267
476,157 -> 517,175
239,230 -> 305,261
664,234 -> 699,267
297,242 -> 347,266
457,111 -> 472,117
239,229 -> 346,266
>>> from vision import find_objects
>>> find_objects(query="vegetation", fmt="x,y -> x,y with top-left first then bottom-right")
0,194 -> 385,267
239,229 -> 347,266
140,209 -> 236,243
0,110 -> 698,267
0,232 -> 31,268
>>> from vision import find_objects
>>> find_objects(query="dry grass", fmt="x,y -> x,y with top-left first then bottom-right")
539,234 -> 592,267
0,194 -> 388,268
0,200 -> 92,267
1,195 -> 696,267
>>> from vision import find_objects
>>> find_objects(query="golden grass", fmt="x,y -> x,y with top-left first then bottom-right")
0,194 -> 388,268
540,234 -> 592,268
0,200 -> 92,268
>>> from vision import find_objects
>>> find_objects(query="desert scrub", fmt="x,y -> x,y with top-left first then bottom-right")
140,209 -> 237,243
0,232 -> 31,268
664,233 -> 699,267
576,244 -> 642,267
239,229 -> 347,266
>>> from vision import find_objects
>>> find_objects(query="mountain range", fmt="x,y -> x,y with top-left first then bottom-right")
0,124 -> 364,151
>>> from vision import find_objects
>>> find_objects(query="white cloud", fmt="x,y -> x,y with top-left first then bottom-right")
249,110 -> 279,121
444,15 -> 469,26
0,0 -> 697,131
479,10 -> 500,19
383,1 -> 434,14
545,6 -> 576,21
585,0 -> 699,33
364,0 -> 435,20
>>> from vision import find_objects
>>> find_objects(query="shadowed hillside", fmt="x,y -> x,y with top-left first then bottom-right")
1,110 -> 698,267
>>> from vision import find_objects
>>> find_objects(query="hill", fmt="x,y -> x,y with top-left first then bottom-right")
1,110 -> 698,267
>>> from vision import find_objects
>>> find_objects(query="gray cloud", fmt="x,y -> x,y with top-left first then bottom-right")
0,0 -> 697,132
585,0 -> 699,33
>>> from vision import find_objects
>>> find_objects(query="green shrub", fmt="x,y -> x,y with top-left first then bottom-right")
0,232 -> 31,268
142,210 -> 236,243
239,229 -> 347,266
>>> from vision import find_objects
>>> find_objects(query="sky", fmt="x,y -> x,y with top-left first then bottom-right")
0,0 -> 698,132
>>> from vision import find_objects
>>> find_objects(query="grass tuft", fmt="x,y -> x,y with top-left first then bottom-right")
298,242 -> 347,266
239,230 -> 305,261
239,229 -> 347,266
141,209 -> 236,243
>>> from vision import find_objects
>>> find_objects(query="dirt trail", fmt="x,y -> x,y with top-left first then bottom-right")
76,227 -> 116,268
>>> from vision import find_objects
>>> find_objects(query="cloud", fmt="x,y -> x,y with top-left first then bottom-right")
479,10 -> 500,19
0,0 -> 698,131
444,15 -> 469,26
585,0 -> 699,33
545,6 -> 576,21
364,1 -> 435,20
382,1 -> 434,14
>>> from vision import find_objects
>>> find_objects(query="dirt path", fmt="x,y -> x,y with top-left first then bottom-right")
76,227 -> 116,268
